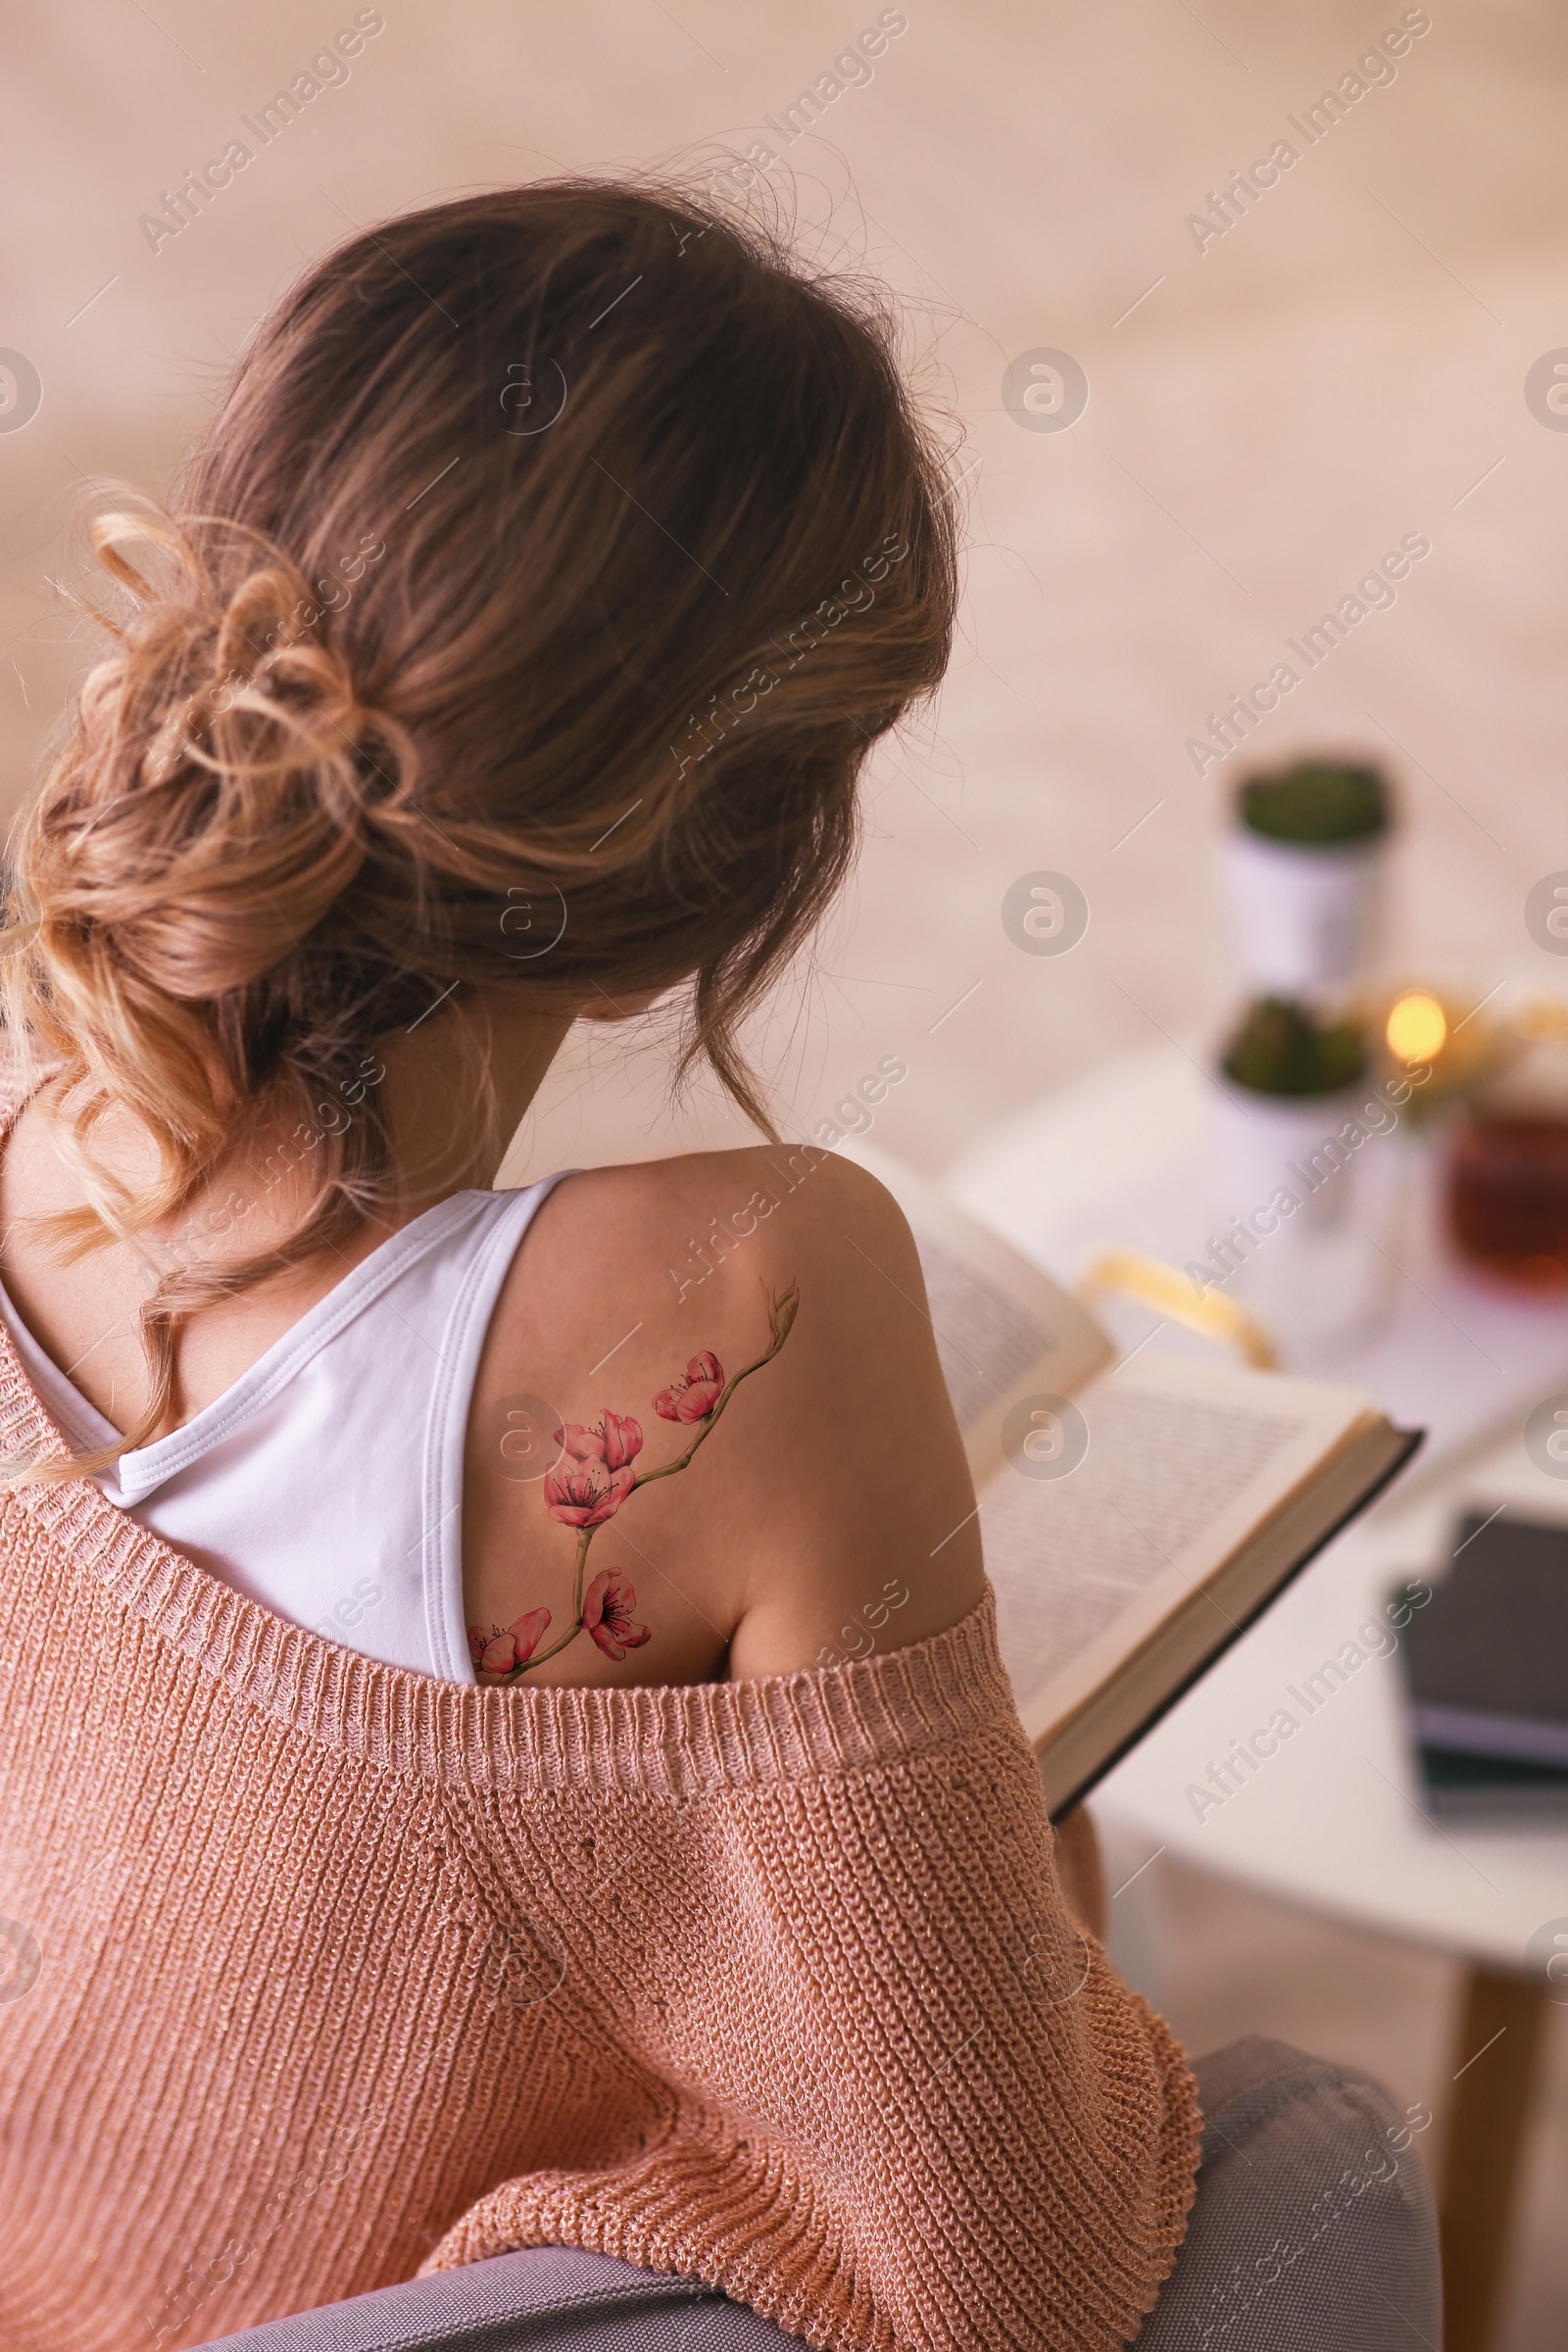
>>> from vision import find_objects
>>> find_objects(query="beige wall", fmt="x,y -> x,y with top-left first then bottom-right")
3,0 -> 1564,1179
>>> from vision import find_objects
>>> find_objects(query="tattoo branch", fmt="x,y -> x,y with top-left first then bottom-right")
468,1277 -> 800,1681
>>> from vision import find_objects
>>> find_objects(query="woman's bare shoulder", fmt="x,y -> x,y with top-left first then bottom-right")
525,1142 -> 930,1376
465,1145 -> 984,1687
538,1138 -> 906,1281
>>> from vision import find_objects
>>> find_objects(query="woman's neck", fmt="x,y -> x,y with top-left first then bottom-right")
372,991 -> 575,1211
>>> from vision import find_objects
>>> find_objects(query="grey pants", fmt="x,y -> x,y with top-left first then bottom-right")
200,2037 -> 1441,2350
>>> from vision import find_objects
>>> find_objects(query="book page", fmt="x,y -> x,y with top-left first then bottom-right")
979,1352 -> 1375,1746
835,1141 -> 1112,1477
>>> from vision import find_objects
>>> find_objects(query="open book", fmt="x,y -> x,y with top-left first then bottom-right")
847,1147 -> 1421,1816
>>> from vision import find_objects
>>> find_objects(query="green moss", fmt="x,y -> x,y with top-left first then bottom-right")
1238,760 -> 1391,846
1221,997 -> 1369,1098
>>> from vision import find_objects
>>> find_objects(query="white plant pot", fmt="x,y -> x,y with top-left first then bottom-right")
1224,827 -> 1386,995
1207,1085 -> 1405,1363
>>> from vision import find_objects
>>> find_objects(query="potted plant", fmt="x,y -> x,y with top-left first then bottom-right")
1226,758 -> 1393,996
1221,992 -> 1369,1101
1209,996 -> 1398,1360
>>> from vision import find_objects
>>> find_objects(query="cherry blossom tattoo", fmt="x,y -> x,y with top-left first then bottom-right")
468,1278 -> 799,1681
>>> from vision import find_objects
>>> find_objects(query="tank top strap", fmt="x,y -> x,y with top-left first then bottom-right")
0,1174 -> 571,1681
414,1174 -> 571,1678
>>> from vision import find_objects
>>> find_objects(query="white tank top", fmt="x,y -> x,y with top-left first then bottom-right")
0,1177 -> 566,1683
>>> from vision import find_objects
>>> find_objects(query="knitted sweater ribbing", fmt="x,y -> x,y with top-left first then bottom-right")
0,1329 -> 1200,2352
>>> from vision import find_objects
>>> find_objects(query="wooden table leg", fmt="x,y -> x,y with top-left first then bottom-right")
1439,1965 -> 1548,2352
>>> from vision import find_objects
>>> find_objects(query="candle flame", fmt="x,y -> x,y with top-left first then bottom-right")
1386,991 -> 1447,1063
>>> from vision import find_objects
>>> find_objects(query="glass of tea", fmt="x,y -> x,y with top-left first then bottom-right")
1446,1110 -> 1568,1291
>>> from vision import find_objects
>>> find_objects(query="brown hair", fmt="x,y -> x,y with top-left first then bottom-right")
0,179 -> 958,1451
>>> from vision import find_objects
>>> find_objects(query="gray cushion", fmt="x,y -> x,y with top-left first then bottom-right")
1131,2035 -> 1442,2350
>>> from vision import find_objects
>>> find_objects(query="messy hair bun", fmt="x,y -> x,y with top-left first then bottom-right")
1,178 -> 958,1449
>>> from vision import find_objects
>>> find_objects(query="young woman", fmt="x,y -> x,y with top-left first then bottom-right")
0,184 -> 1434,2352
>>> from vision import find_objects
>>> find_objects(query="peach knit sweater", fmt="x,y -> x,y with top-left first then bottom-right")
0,1326 -> 1200,2352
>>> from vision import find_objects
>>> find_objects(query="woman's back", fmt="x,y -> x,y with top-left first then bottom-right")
0,1074 -> 987,1686
0,1403 -> 1198,2352
0,1071 -> 1204,2352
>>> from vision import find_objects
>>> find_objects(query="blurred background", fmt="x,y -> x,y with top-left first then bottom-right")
4,0 -> 1567,2341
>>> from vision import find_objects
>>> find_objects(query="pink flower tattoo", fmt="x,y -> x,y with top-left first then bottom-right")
583,1567 -> 651,1661
467,1607 -> 552,1676
478,1278 -> 799,1684
555,1411 -> 644,1470
542,1453 -> 637,1529
653,1351 -> 724,1424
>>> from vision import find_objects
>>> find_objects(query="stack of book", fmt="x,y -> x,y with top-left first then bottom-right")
1402,1511 -> 1568,1818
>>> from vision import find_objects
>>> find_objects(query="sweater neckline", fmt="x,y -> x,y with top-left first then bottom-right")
11,1388 -> 1005,1791
0,1096 -> 1008,1795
